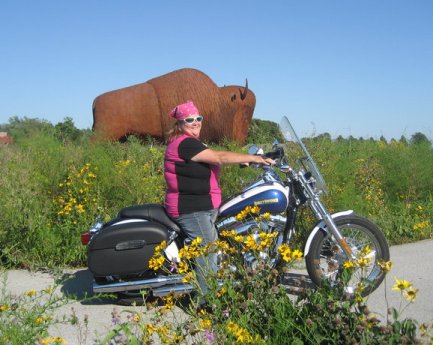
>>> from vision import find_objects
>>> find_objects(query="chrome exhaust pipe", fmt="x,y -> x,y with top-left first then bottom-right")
93,275 -> 186,293
152,284 -> 194,297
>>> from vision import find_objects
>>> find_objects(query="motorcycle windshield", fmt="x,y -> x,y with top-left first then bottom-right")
279,116 -> 328,195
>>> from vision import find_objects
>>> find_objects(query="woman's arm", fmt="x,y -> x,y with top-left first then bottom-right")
191,148 -> 274,166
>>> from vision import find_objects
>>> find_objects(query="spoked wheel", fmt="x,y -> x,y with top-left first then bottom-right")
305,214 -> 390,296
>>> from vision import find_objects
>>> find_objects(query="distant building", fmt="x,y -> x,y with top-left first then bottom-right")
0,132 -> 13,144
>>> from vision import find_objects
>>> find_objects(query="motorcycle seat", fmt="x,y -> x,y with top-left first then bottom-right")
118,204 -> 182,233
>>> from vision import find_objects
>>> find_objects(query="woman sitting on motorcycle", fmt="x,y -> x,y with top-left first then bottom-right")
164,100 -> 274,301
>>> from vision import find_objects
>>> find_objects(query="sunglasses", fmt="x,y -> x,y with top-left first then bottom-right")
182,116 -> 203,124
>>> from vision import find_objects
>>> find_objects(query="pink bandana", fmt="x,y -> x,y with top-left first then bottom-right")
169,101 -> 199,120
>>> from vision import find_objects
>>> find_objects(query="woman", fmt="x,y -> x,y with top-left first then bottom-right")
164,100 -> 274,299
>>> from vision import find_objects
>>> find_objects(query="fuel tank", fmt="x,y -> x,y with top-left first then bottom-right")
219,182 -> 289,218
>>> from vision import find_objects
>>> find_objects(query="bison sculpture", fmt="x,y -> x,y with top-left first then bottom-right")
92,68 -> 255,143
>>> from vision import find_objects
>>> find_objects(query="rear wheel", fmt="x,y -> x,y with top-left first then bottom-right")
305,214 -> 389,296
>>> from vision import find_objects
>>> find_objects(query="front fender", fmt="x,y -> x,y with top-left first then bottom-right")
303,210 -> 354,256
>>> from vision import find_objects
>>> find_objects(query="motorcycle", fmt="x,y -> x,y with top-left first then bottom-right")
81,116 -> 390,304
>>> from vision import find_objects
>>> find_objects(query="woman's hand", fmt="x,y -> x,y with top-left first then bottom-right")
252,155 -> 275,166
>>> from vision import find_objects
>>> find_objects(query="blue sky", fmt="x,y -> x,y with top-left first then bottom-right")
1,0 -> 432,140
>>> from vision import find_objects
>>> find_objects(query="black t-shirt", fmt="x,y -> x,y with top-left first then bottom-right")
164,135 -> 222,217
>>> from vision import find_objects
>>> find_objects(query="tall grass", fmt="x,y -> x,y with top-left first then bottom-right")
0,130 -> 432,269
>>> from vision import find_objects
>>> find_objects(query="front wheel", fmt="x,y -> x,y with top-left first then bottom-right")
305,214 -> 390,296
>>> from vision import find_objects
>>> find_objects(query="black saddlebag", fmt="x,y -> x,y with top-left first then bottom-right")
88,221 -> 169,276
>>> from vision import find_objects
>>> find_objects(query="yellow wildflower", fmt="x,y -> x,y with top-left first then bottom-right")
162,295 -> 174,311
281,249 -> 292,261
40,337 -> 66,345
258,212 -> 271,220
378,260 -> 392,273
75,204 -> 85,213
234,235 -> 244,243
220,230 -> 236,238
146,323 -> 158,334
244,235 -> 258,251
199,319 -> 212,330
356,256 -> 371,268
250,205 -> 260,214
130,313 -> 141,323
178,261 -> 189,274
179,245 -> 201,259
235,211 -> 247,221
278,243 -> 290,253
182,271 -> 194,283
154,240 -> 167,253
191,237 -> 203,246
392,278 -> 412,291
217,287 -> 227,297
278,244 -> 293,262
227,321 -> 239,333
343,260 -> 355,269
404,287 -> 418,302
25,289 -> 37,297
291,249 -> 303,261
0,304 -> 9,312
35,317 -> 45,324
149,255 -> 165,270
226,321 -> 255,343
360,245 -> 372,256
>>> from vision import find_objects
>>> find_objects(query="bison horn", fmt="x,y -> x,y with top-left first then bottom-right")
239,79 -> 249,100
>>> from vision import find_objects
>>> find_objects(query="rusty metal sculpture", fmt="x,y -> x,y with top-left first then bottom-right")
92,68 -> 255,143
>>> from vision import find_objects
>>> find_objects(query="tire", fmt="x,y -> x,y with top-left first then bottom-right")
305,214 -> 390,296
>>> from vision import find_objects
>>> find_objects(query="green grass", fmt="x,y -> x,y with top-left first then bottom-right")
0,126 -> 432,269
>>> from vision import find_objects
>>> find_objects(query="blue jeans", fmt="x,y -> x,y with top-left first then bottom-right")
175,209 -> 218,297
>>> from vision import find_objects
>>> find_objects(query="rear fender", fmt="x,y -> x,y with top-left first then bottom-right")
303,210 -> 354,256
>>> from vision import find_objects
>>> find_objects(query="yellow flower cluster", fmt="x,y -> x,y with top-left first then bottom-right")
162,294 -> 175,312
149,255 -> 165,271
39,337 -> 66,345
343,246 -> 374,269
179,237 -> 203,260
217,287 -> 227,297
145,322 -> 184,343
392,278 -> 418,302
178,261 -> 189,274
277,244 -> 303,262
54,163 -> 97,218
413,220 -> 430,231
221,229 -> 278,252
235,205 -> 261,221
149,240 -> 167,271
115,159 -> 135,169
34,315 -> 51,325
25,289 -> 37,297
212,239 -> 237,255
378,260 -> 393,273
199,318 -> 212,330
227,321 -> 261,343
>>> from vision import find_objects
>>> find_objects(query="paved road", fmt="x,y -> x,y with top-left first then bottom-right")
2,239 -> 433,344
367,238 -> 433,324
